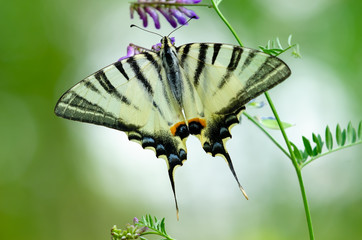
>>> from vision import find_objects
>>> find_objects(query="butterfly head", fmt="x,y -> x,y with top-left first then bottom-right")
159,36 -> 178,62
160,36 -> 175,49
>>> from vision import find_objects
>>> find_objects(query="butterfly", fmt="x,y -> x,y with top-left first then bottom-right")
54,36 -> 291,217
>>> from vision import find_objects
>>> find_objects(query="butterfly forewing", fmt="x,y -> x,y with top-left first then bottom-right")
55,50 -> 188,187
57,53 -> 175,130
177,43 -> 291,114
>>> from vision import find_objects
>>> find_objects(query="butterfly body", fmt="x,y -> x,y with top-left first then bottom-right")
160,37 -> 185,106
55,37 -> 291,215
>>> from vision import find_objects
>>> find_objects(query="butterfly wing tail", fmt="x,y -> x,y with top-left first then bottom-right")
196,108 -> 248,199
168,167 -> 180,220
222,150 -> 249,199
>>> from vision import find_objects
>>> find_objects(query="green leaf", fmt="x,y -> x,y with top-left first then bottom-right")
312,147 -> 318,157
347,121 -> 357,143
312,133 -> 322,154
318,134 -> 324,149
149,215 -> 154,226
290,141 -> 303,164
336,124 -> 342,146
302,150 -> 309,162
160,218 -> 166,234
303,136 -> 313,156
341,129 -> 347,146
358,121 -> 362,140
325,126 -> 333,150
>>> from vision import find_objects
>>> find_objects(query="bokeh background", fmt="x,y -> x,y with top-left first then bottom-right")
1,0 -> 361,239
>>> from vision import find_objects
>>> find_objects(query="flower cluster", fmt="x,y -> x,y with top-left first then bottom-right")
111,218 -> 148,240
130,0 -> 202,29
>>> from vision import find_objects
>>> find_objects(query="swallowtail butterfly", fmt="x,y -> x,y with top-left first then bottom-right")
55,37 -> 291,216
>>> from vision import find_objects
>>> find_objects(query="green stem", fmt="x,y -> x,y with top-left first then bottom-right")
265,92 -> 315,240
295,168 -> 314,240
211,0 -> 243,47
242,112 -> 290,158
264,92 -> 297,168
141,231 -> 175,240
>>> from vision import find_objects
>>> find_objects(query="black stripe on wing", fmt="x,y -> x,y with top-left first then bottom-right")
227,46 -> 243,71
56,92 -> 106,118
114,61 -> 130,80
84,81 -> 100,93
93,70 -> 134,109
54,92 -> 138,132
127,57 -> 154,96
142,52 -> 171,122
217,55 -> 291,114
212,43 -> 222,65
95,71 -> 120,97
94,70 -> 132,106
245,57 -> 283,89
193,43 -> 208,87
240,49 -> 257,72
179,44 -> 191,68
55,91 -> 117,128
217,46 -> 243,89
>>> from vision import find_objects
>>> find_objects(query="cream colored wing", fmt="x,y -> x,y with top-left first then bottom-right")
55,52 -> 188,212
176,43 -> 291,197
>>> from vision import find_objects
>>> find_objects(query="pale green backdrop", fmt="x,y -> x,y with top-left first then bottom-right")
0,0 -> 361,239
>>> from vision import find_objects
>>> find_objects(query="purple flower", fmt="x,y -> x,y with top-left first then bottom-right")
136,7 -> 148,28
118,44 -> 143,61
130,0 -> 202,29
170,8 -> 187,25
118,38 -> 176,60
157,6 -> 178,28
178,6 -> 199,19
144,7 -> 160,29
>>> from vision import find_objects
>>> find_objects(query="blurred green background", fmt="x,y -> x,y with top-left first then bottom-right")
1,0 -> 361,239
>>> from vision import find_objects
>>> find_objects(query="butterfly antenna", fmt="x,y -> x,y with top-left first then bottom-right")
167,17 -> 196,37
130,24 -> 163,38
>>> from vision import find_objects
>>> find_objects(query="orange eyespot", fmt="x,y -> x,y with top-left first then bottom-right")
170,121 -> 186,136
170,118 -> 206,136
188,118 -> 206,127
